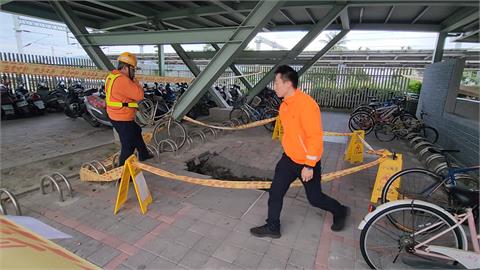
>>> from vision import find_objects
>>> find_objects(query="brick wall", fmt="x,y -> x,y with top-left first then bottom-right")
417,59 -> 479,166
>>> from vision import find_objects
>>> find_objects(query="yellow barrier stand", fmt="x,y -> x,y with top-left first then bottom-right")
370,152 -> 403,204
344,130 -> 365,164
271,117 -> 284,140
114,155 -> 152,215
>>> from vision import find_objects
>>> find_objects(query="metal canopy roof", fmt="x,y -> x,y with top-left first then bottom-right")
1,1 -> 478,36
118,49 -> 480,68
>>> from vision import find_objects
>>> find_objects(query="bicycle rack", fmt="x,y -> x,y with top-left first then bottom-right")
203,128 -> 217,139
412,141 -> 433,154
184,136 -> 194,151
81,162 -> 99,174
40,172 -> 73,202
231,119 -> 242,127
112,152 -> 120,168
0,188 -> 22,216
432,162 -> 449,175
432,162 -> 460,176
425,154 -> 446,169
90,160 -> 107,174
81,160 -> 107,174
146,144 -> 160,157
409,136 -> 426,148
404,132 -> 422,140
190,130 -> 206,143
418,147 -> 435,161
158,139 -> 178,153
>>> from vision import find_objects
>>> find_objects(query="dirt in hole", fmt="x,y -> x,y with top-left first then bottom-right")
186,152 -> 272,182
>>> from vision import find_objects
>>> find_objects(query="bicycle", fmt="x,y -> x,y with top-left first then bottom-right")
230,96 -> 278,132
381,148 -> 479,209
359,198 -> 479,269
351,95 -> 396,115
349,97 -> 416,134
374,117 -> 438,143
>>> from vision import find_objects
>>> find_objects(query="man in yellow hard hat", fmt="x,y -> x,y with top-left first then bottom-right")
105,52 -> 152,166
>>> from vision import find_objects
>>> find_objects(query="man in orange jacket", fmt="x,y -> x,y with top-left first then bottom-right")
105,52 -> 152,166
251,65 -> 349,239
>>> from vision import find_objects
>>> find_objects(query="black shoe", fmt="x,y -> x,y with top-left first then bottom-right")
139,153 -> 154,162
250,224 -> 281,239
331,206 -> 350,232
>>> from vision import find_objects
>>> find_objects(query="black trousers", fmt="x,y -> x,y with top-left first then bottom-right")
267,154 -> 343,230
111,120 -> 149,166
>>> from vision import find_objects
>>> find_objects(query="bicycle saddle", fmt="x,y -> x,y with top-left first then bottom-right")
451,184 -> 479,207
368,101 -> 381,107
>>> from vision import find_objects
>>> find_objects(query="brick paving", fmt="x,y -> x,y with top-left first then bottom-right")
5,111 -> 424,269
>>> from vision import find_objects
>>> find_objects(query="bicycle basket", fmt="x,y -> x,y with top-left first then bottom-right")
252,96 -> 262,107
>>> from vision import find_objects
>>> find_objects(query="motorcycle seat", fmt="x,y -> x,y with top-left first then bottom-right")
87,95 -> 106,109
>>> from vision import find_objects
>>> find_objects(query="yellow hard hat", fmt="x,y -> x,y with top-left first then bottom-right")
117,52 -> 137,68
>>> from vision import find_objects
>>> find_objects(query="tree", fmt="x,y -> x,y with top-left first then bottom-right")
319,32 -> 348,51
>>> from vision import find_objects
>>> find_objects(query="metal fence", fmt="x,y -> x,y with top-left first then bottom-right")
1,52 -> 415,109
166,64 -> 414,108
0,52 -> 100,92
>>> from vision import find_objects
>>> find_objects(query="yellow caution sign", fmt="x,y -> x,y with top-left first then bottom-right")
114,155 -> 152,215
370,152 -> 403,203
272,117 -> 284,140
344,130 -> 365,164
0,216 -> 100,270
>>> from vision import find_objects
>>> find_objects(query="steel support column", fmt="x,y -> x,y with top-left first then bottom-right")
155,21 -> 229,108
211,43 -> 253,90
298,29 -> 350,76
157,45 -> 165,76
172,0 -> 285,120
433,32 -> 447,63
247,4 -> 346,100
50,1 -> 113,70
172,43 -> 229,108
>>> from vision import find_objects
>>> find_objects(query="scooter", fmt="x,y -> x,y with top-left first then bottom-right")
16,84 -> 45,115
13,88 -> 31,117
0,84 -> 16,119
37,81 -> 63,112
83,86 -> 112,127
64,82 -> 87,118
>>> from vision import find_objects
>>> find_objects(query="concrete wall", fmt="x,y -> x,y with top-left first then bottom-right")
417,59 -> 479,166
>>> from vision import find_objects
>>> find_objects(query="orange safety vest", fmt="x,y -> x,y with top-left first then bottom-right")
105,73 -> 138,108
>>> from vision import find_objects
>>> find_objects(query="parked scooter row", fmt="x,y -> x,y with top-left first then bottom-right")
1,81 -> 45,119
0,77 -> 74,119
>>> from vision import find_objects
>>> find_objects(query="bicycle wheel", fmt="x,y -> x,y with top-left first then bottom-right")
153,120 -> 187,150
349,111 -> 375,134
229,108 -> 250,124
381,168 -> 449,207
420,126 -> 439,144
360,201 -> 465,269
374,124 -> 396,142
262,108 -> 278,132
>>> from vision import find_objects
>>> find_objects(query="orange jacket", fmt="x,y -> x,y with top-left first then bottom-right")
280,89 -> 323,167
106,70 -> 144,121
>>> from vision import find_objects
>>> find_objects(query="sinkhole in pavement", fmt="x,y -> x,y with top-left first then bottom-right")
186,152 -> 273,182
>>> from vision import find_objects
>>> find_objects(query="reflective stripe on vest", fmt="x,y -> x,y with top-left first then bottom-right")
105,73 -> 138,108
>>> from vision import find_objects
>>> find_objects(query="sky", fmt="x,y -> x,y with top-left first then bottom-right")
0,12 -> 479,58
